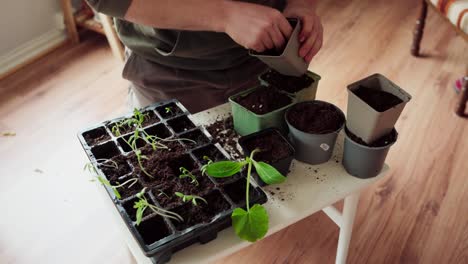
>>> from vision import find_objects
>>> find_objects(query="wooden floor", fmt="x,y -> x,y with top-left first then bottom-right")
0,0 -> 467,263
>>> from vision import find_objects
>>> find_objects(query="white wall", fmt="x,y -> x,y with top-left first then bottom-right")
0,0 -> 62,56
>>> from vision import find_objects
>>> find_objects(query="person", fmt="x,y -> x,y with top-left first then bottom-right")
86,0 -> 323,113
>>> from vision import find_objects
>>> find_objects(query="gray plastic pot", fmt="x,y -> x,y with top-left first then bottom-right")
343,128 -> 398,179
285,101 -> 345,165
347,73 -> 411,144
249,18 -> 307,77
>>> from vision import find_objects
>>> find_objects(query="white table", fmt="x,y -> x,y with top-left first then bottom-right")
109,104 -> 389,264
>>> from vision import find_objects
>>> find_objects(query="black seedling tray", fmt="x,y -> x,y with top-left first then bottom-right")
78,99 -> 267,264
238,128 -> 295,186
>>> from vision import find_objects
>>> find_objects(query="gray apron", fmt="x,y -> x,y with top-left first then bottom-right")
119,0 -> 286,113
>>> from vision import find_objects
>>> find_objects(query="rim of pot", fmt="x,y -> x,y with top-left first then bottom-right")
285,100 -> 346,135
230,86 -> 296,117
344,126 -> 399,150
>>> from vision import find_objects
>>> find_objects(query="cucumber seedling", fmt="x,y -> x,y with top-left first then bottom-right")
165,106 -> 173,114
174,192 -> 207,206
134,188 -> 183,225
204,149 -> 286,242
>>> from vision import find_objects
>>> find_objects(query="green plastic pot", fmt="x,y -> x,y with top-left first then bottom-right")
259,70 -> 321,102
229,87 -> 296,136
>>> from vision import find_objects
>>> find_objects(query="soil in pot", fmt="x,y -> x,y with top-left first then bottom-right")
241,131 -> 293,164
156,102 -> 184,119
171,190 -> 231,231
167,116 -> 196,133
234,86 -> 292,115
287,101 -> 345,134
261,69 -> 314,94
83,126 -> 110,146
353,86 -> 403,112
345,127 -> 398,147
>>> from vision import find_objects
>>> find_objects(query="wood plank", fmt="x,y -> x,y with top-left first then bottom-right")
0,0 -> 467,263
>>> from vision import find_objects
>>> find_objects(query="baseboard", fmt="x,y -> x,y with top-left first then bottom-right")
0,29 -> 68,79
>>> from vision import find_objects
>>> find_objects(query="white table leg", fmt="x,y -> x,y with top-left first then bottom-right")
335,192 -> 360,264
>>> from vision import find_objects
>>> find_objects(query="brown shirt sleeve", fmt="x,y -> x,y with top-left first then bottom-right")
85,0 -> 132,18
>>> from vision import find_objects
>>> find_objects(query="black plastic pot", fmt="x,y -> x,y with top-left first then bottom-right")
77,99 -> 268,264
238,128 -> 295,186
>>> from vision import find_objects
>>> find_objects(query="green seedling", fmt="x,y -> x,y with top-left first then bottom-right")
134,188 -> 183,225
96,176 -> 138,199
204,149 -> 286,242
174,192 -> 207,206
165,107 -> 173,114
179,167 -> 199,186
84,159 -> 118,174
201,156 -> 213,175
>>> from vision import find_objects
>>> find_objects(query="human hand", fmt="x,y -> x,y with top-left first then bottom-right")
223,1 -> 293,52
283,1 -> 323,62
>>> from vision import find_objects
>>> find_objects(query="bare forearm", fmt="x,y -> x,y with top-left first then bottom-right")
125,0 -> 228,32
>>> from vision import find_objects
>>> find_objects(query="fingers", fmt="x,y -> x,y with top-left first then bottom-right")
277,16 -> 293,39
269,25 -> 286,50
305,32 -> 322,62
299,18 -> 317,58
300,15 -> 323,62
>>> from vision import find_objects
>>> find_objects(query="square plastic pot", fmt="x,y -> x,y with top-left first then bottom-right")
228,86 -> 295,136
259,70 -> 321,102
238,128 -> 295,186
286,101 -> 345,165
343,128 -> 398,178
249,18 -> 307,77
347,73 -> 411,144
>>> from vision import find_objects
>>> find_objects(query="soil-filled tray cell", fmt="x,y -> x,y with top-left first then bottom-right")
156,103 -> 184,119
167,116 -> 196,134
91,141 -> 121,160
118,134 -> 147,153
136,215 -> 173,245
98,155 -> 132,179
179,129 -> 210,149
222,179 -> 259,205
117,175 -> 144,200
152,183 -> 184,210
83,126 -> 111,146
123,195 -> 154,222
192,144 -> 228,165
171,190 -> 231,231
177,170 -> 216,196
144,123 -> 172,139
140,110 -> 161,127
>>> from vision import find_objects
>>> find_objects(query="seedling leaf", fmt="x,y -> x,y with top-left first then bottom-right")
252,161 -> 286,185
231,204 -> 268,242
204,161 -> 246,178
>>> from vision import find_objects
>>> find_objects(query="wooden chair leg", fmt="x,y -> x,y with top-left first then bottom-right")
455,77 -> 468,117
60,0 -> 80,44
99,13 -> 125,62
411,0 -> 428,56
